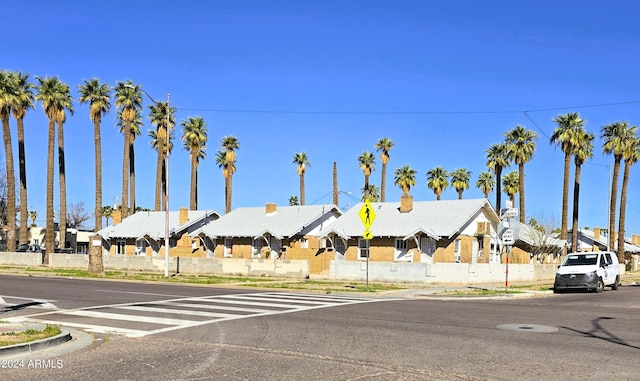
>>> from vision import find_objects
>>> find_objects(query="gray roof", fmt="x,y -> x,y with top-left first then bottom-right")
517,223 -> 565,248
96,210 -> 219,240
197,204 -> 341,239
570,228 -> 640,253
318,198 -> 498,239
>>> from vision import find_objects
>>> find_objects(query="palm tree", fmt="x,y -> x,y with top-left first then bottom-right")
476,171 -> 495,199
148,100 -> 176,211
393,165 -> 417,196
451,168 -> 471,200
114,81 -> 142,218
505,125 -> 538,223
364,184 -> 380,202
181,116 -> 207,210
550,112 -> 584,250
292,152 -> 310,205
219,136 -> 240,213
426,166 -> 449,200
502,170 -> 519,205
117,109 -> 142,213
289,196 -> 299,206
571,129 -> 594,253
0,71 -> 17,251
54,79 -> 74,247
357,151 -> 376,201
617,129 -> 639,261
101,205 -> 113,226
35,76 -> 66,256
374,137 -> 394,202
485,143 -> 510,210
77,78 -> 111,230
28,209 -> 37,227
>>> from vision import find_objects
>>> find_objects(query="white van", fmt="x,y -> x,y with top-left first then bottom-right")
553,251 -> 620,293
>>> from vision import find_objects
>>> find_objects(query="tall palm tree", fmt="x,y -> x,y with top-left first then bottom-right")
219,136 -> 240,214
602,121 -> 636,254
617,129 -> 639,261
148,100 -> 176,211
0,71 -> 17,251
117,109 -> 142,213
374,137 -> 394,202
550,112 -> 584,249
394,165 -> 417,196
77,78 -> 111,231
114,81 -> 142,218
10,72 -> 34,244
181,116 -> 207,210
571,129 -> 594,253
451,168 -> 471,200
505,125 -> 538,223
426,166 -> 449,200
35,76 -> 65,256
476,171 -> 495,199
357,151 -> 376,201
485,143 -> 510,210
292,152 -> 310,206
54,79 -> 74,247
502,170 -> 519,205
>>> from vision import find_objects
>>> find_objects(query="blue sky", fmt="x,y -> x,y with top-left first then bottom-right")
2,0 -> 640,233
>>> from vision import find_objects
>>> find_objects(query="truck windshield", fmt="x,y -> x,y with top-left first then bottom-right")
563,254 -> 598,266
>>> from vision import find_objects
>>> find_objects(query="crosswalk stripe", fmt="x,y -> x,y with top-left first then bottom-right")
167,302 -> 273,313
116,305 -> 238,318
6,317 -> 148,337
63,310 -> 188,326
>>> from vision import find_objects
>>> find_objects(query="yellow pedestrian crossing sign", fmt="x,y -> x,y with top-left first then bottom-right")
359,200 -> 376,229
363,230 -> 373,240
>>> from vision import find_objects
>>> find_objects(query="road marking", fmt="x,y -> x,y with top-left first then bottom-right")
94,290 -> 191,298
0,295 -> 58,310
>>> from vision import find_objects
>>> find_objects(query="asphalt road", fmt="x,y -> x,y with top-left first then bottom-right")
1,275 -> 639,381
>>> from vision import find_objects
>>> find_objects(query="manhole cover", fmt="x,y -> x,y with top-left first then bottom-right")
496,324 -> 557,333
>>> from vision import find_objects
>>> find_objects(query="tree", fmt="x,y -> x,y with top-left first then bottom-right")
77,78 -> 111,231
0,71 -> 17,251
527,213 -> 562,264
101,205 -> 113,227
363,184 -> 380,202
218,136 -> 240,214
426,166 -> 448,200
148,99 -> 176,211
393,165 -> 417,196
35,76 -> 66,257
505,125 -> 538,223
114,81 -> 142,218
476,171 -> 495,199
617,129 -> 639,261
10,72 -> 34,243
292,152 -> 310,206
54,79 -> 74,248
571,129 -> 594,253
28,209 -> 37,227
374,137 -> 394,202
67,201 -> 91,229
550,112 -> 584,251
502,170 -> 519,204
181,116 -> 207,210
289,196 -> 299,206
451,168 -> 471,200
357,151 -> 376,201
602,120 -> 636,255
485,143 -> 510,210
117,109 -> 142,214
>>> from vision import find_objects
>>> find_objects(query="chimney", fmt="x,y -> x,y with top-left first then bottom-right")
266,203 -> 277,214
400,195 -> 413,213
179,207 -> 189,224
594,227 -> 600,240
112,210 -> 122,225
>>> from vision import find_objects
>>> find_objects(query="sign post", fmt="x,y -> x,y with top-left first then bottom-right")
499,202 -> 519,292
359,200 -> 376,291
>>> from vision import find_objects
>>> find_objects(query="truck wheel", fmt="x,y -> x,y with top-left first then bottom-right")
595,278 -> 605,293
612,276 -> 620,290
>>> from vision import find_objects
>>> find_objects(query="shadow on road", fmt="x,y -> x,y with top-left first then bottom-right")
560,317 -> 640,350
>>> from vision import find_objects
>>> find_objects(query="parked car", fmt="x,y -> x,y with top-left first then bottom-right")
553,251 -> 620,293
16,243 -> 43,253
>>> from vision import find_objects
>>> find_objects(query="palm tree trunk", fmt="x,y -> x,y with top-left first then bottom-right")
617,160 -> 631,263
458,190 -> 463,200
121,124 -> 130,218
364,174 -> 370,200
57,120 -> 67,249
45,118 -> 55,260
495,166 -> 502,211
299,174 -> 305,206
609,158 -> 621,252
94,119 -> 102,231
1,117 -> 16,252
190,157 -> 197,210
561,152 -> 571,246
129,137 -> 136,213
332,162 -> 338,206
154,134 -> 164,211
518,163 -> 525,223
225,174 -> 232,214
17,117 -> 28,244
571,163 -> 582,253
381,162 -> 387,202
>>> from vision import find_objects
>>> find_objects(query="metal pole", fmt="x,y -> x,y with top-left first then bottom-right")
164,93 -> 170,277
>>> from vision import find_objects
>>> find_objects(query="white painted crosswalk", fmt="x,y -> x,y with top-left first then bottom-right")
4,292 -> 382,338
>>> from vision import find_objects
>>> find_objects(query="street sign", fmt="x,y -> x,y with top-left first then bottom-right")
500,208 -> 518,219
363,230 -> 373,240
358,200 -> 376,229
502,228 -> 514,245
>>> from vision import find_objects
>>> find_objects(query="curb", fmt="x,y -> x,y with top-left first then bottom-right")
0,329 -> 72,357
